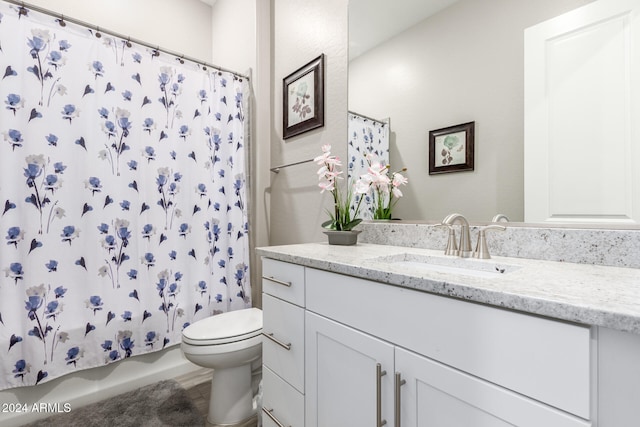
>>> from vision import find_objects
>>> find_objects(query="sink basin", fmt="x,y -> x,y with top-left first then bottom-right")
370,253 -> 522,278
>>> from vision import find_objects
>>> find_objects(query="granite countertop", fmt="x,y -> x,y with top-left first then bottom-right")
257,242 -> 640,335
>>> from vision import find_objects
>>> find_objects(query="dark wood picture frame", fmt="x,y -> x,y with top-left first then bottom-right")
283,54 -> 325,139
429,121 -> 475,175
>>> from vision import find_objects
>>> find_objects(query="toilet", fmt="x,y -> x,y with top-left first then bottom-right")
181,307 -> 263,426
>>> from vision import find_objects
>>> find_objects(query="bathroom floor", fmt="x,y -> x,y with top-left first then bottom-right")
174,368 -> 214,425
174,368 -> 259,427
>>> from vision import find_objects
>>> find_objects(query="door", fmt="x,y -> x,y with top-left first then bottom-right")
305,311 -> 394,427
395,347 -> 590,427
525,0 -> 640,224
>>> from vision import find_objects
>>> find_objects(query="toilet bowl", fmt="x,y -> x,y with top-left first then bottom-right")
181,307 -> 262,426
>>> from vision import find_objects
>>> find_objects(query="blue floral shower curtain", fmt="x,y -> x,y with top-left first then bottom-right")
348,112 -> 389,219
0,3 -> 250,390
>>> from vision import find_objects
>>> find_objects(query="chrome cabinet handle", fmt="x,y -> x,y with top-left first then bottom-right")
394,372 -> 406,427
262,407 -> 290,427
262,332 -> 292,351
376,363 -> 388,427
262,275 -> 292,287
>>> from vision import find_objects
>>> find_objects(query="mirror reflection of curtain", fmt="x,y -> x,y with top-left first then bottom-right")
347,112 -> 389,219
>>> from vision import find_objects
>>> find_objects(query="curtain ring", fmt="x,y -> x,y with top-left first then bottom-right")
126,37 -> 132,48
58,14 -> 66,27
178,55 -> 185,65
95,26 -> 102,38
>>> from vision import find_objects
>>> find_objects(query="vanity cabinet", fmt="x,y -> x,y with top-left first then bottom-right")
261,256 -> 596,426
597,327 -> 640,426
261,258 -> 305,427
306,319 -> 589,427
304,267 -> 591,427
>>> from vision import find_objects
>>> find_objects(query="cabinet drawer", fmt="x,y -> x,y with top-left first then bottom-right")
262,258 -> 305,306
306,268 -> 591,419
262,366 -> 304,427
262,293 -> 305,393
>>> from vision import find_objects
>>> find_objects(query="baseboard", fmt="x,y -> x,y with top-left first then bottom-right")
0,346 -> 201,427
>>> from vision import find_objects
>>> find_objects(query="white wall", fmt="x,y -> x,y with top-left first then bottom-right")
211,0 -> 255,74
349,0 -> 594,223
269,0 -> 349,245
25,0 -> 213,61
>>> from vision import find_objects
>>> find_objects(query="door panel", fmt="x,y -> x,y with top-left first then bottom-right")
305,312 -> 394,427
525,0 -> 640,224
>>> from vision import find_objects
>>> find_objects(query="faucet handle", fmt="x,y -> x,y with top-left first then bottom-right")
473,225 -> 506,259
435,223 -> 459,256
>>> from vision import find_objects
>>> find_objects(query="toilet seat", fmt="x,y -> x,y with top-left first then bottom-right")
182,307 -> 262,346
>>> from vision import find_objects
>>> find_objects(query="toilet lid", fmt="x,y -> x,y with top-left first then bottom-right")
182,307 -> 262,344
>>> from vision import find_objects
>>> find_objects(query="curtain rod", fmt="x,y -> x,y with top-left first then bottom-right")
2,0 -> 250,80
348,110 -> 389,126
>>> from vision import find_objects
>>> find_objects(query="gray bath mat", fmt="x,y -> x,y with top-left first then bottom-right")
22,379 -> 204,427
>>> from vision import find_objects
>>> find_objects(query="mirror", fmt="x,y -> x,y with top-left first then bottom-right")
347,112 -> 390,220
347,0 -> 619,226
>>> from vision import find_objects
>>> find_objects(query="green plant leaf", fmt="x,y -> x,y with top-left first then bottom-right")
343,218 -> 362,231
321,219 -> 335,229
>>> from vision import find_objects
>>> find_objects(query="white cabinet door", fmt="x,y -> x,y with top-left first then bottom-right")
525,0 -> 640,224
396,347 -> 590,427
305,312 -> 394,427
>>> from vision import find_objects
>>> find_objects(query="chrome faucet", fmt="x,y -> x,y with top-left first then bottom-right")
442,213 -> 472,257
492,213 -> 510,222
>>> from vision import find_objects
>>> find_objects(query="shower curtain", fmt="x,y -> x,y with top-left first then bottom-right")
348,112 -> 389,219
0,3 -> 250,390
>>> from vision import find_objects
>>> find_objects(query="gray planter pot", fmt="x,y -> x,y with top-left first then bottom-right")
323,230 -> 361,246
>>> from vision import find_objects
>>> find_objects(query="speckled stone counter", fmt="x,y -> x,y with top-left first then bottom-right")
357,221 -> 640,268
257,242 -> 640,334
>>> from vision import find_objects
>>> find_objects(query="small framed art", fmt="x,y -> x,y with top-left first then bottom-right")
283,54 -> 325,139
429,121 -> 475,174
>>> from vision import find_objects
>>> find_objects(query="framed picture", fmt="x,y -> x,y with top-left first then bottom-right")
283,54 -> 325,139
429,121 -> 475,174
